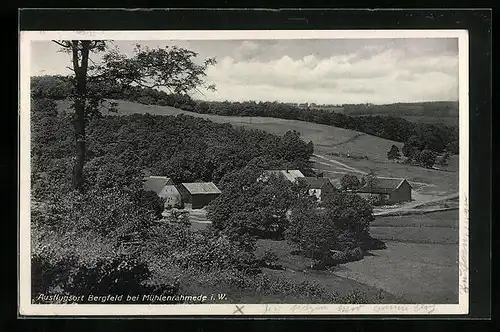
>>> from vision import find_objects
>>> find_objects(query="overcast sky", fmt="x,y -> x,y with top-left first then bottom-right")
31,38 -> 459,105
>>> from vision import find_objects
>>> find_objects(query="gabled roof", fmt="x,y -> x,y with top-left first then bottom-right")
299,177 -> 333,189
143,176 -> 174,194
182,182 -> 222,195
259,170 -> 304,183
158,184 -> 180,198
357,178 -> 411,194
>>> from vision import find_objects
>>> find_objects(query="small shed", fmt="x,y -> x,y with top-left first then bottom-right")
299,177 -> 337,201
142,176 -> 182,209
356,178 -> 412,204
179,182 -> 222,209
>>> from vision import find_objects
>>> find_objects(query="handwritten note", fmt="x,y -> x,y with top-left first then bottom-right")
459,194 -> 469,294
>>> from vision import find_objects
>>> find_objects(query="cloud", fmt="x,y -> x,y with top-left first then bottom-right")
341,87 -> 375,94
31,38 -> 459,104
233,41 -> 261,61
199,45 -> 458,104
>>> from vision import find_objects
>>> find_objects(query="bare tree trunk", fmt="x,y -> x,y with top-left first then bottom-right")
72,99 -> 86,190
71,41 -> 90,191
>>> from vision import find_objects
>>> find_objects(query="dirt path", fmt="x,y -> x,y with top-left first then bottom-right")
313,154 -> 436,188
374,193 -> 459,216
312,154 -> 367,174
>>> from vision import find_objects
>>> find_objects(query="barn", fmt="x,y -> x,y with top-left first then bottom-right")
356,178 -> 412,204
179,182 -> 222,209
142,176 -> 182,209
299,177 -> 337,201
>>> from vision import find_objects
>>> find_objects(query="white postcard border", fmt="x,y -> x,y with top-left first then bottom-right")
19,29 -> 469,316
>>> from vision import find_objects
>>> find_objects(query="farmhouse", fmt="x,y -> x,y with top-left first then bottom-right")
179,182 -> 222,209
257,169 -> 305,184
299,176 -> 337,201
356,178 -> 412,204
142,176 -> 182,209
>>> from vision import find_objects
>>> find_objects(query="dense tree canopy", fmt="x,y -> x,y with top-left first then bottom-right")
387,144 -> 401,161
50,41 -> 218,190
30,95 -> 319,303
32,75 -> 459,157
340,174 -> 361,191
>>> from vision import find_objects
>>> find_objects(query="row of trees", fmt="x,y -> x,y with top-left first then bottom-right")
387,143 -> 451,168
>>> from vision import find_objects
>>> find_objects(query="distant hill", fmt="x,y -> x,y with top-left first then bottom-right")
33,76 -> 459,152
335,101 -> 459,126
56,99 -> 403,163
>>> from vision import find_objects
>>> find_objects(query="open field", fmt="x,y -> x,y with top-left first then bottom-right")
312,153 -> 459,198
333,209 -> 459,303
332,242 -> 458,303
371,210 -> 459,228
369,225 -> 458,244
57,99 -> 458,173
189,209 -> 460,304
255,239 -> 404,303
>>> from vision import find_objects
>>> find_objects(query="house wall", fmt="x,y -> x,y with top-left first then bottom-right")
309,189 -> 322,201
321,182 -> 336,200
164,193 -> 182,208
389,181 -> 412,203
191,193 -> 220,209
178,185 -> 192,204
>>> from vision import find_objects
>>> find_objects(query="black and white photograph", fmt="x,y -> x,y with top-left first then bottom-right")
19,29 -> 469,316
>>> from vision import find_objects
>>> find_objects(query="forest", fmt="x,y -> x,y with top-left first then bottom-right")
31,75 -> 459,155
32,95 -> 387,304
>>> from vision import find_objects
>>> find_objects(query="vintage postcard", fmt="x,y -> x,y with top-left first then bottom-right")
19,29 -> 469,316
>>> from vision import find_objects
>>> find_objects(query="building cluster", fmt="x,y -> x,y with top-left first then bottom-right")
143,171 -> 412,214
142,176 -> 221,210
257,169 -> 337,202
284,102 -> 344,112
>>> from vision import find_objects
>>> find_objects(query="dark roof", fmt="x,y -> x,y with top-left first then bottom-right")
299,177 -> 333,189
143,176 -> 173,194
182,182 -> 222,195
357,178 -> 410,194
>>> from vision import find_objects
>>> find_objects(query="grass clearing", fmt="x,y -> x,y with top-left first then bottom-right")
332,241 -> 459,304
255,239 -> 403,303
371,209 -> 459,228
369,226 -> 458,245
314,155 -> 459,196
332,209 -> 459,303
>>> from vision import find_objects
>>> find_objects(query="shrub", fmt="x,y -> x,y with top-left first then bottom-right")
419,149 -> 437,168
258,250 -> 283,270
285,196 -> 339,261
346,247 -> 364,261
340,174 -> 361,191
132,189 -> 165,219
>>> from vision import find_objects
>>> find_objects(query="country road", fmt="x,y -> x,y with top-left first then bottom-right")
374,192 -> 459,216
312,154 -> 436,187
312,154 -> 367,174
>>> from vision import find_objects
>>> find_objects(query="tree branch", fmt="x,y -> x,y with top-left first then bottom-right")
52,40 -> 72,48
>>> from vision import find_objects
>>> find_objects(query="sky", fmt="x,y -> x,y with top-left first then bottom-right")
30,38 -> 459,105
